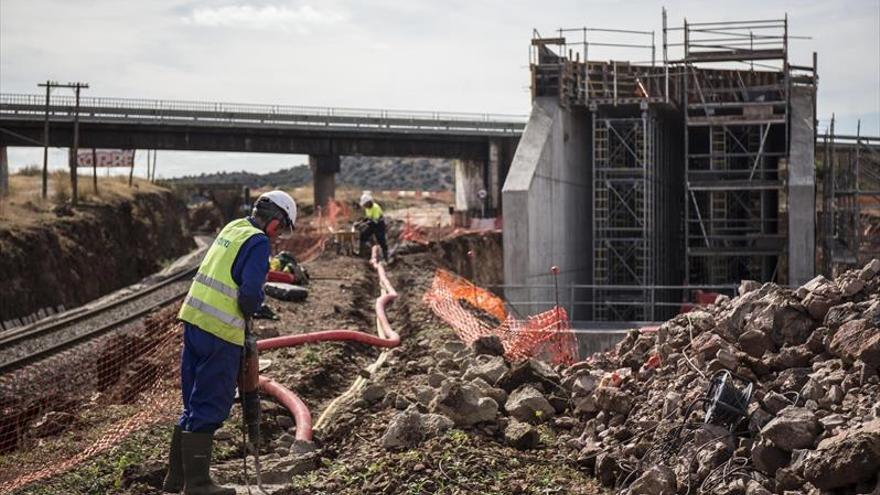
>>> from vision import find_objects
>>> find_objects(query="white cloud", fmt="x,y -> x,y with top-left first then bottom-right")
184,4 -> 345,32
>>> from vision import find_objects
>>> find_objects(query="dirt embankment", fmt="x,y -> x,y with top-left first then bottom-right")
0,189 -> 194,321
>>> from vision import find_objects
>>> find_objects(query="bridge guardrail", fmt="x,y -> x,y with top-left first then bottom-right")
0,93 -> 527,134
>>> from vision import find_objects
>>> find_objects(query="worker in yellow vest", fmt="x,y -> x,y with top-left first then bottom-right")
163,190 -> 296,495
358,191 -> 388,261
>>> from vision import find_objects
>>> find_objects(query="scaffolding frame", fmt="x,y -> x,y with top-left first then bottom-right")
676,17 -> 815,284
529,12 -> 815,322
592,113 -> 655,320
821,123 -> 880,275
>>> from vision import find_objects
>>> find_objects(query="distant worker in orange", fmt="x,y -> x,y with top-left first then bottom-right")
358,192 -> 388,261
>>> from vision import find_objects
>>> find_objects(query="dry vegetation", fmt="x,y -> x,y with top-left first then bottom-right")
0,172 -> 163,228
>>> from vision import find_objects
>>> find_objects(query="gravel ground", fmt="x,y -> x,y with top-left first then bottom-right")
12,238 -> 604,495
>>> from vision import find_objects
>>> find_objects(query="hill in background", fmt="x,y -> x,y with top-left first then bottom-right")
169,156 -> 454,191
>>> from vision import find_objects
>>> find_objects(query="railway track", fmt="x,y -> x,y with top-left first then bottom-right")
0,267 -> 196,374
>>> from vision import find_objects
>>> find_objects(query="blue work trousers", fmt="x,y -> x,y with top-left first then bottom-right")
177,323 -> 242,433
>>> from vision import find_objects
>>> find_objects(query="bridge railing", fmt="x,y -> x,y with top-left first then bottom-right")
0,93 -> 526,134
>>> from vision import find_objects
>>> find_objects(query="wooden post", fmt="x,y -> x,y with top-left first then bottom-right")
0,146 -> 8,199
151,150 -> 158,181
92,148 -> 98,194
70,85 -> 82,206
128,149 -> 136,187
41,81 -> 51,199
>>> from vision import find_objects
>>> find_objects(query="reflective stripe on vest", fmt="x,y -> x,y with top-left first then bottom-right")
192,272 -> 238,299
182,295 -> 246,330
178,218 -> 263,346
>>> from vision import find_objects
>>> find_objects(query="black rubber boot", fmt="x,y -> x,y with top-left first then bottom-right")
181,431 -> 234,495
161,425 -> 184,493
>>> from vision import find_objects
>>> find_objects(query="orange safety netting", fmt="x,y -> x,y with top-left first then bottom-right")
423,269 -> 578,366
274,199 -> 354,262
0,306 -> 182,494
0,202 -> 363,494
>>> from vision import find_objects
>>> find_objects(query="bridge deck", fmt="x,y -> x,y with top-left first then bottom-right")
0,93 -> 526,137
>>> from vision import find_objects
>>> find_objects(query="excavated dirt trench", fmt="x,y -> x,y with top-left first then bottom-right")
0,189 -> 193,322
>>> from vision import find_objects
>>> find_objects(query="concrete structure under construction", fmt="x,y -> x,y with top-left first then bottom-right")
503,14 -> 819,322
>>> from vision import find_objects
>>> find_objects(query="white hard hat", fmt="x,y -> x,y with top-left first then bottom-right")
359,192 -> 373,207
256,190 -> 297,229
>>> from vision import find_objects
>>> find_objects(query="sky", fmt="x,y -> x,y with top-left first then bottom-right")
1,0 -> 878,177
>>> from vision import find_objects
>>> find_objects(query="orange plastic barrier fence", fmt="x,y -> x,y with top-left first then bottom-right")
423,269 -> 577,366
0,200 -> 366,493
274,199 -> 354,263
0,307 -> 182,494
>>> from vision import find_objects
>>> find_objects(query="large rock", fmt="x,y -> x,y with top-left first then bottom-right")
504,419 -> 539,450
760,407 -> 820,451
627,465 -> 677,495
260,452 -> 318,483
799,275 -> 842,320
738,329 -> 772,358
829,319 -> 880,368
593,386 -> 634,416
468,377 -> 508,407
381,407 -> 454,449
472,335 -> 506,356
751,439 -> 791,475
462,355 -> 508,385
697,439 -> 734,479
860,258 -> 880,280
802,420 -> 880,490
770,305 -> 816,347
505,385 -> 555,423
497,358 -> 560,393
824,302 -> 860,331
381,407 -> 425,449
429,381 -> 498,427
420,413 -> 454,437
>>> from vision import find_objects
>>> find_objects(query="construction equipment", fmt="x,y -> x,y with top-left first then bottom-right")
703,370 -> 753,430
239,322 -> 267,494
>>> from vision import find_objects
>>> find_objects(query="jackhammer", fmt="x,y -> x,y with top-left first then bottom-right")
239,321 -> 268,494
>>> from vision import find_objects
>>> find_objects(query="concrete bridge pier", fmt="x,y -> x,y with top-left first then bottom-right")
309,154 -> 339,210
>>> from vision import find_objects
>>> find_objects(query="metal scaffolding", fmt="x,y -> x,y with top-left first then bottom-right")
821,124 -> 880,275
593,115 -> 654,320
529,12 -> 816,322
675,17 -> 817,284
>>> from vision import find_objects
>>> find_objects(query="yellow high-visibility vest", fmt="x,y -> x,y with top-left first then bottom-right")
364,203 -> 383,221
178,218 -> 263,346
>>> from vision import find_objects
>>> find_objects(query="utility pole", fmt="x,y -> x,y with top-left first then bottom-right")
37,81 -> 85,199
67,82 -> 89,206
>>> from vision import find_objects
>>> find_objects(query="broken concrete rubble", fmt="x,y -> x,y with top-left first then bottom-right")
505,384 -> 555,423
552,259 -> 880,494
428,380 -> 498,427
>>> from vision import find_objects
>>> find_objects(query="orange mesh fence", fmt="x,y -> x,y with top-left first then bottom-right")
400,212 -> 429,245
0,306 -> 182,494
274,199 -> 354,263
423,269 -> 577,365
430,269 -> 507,322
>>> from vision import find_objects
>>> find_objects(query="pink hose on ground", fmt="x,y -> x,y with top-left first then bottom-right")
258,376 -> 313,442
255,245 -> 399,443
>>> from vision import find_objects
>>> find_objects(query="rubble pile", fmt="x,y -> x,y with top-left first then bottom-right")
562,261 -> 880,494
375,261 -> 880,495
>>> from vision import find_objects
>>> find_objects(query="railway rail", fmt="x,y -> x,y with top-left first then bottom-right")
0,266 -> 196,375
